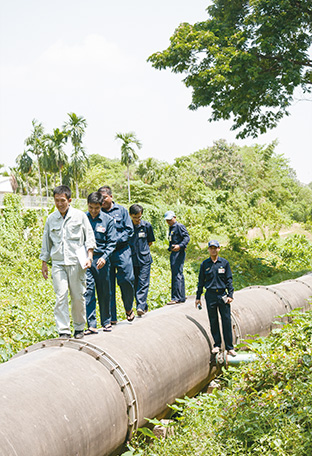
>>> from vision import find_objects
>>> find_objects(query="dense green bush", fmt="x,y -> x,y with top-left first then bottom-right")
127,308 -> 312,455
0,195 -> 56,362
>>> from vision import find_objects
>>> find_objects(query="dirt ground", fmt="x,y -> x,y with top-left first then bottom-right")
247,223 -> 312,241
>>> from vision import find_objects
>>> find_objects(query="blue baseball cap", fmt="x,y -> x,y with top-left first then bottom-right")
164,210 -> 176,220
208,240 -> 220,248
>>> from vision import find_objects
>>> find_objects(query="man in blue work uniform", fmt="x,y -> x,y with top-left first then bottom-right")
195,240 -> 236,357
129,204 -> 155,316
85,192 -> 117,333
98,185 -> 135,323
164,210 -> 190,304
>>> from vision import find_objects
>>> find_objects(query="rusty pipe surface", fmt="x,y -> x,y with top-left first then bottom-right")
0,274 -> 311,456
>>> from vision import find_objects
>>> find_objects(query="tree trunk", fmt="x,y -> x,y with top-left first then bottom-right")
59,169 -> 62,185
127,165 -> 131,203
26,175 -> 29,195
37,157 -> 42,197
76,180 -> 79,199
45,172 -> 49,197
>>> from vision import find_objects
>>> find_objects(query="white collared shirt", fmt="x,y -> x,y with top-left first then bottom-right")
40,206 -> 96,265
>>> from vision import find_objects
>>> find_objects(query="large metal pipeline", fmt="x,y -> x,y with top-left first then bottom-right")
0,274 -> 312,456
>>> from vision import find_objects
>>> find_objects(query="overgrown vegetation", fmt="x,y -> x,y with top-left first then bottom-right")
1,141 -> 312,362
1,186 -> 312,363
126,307 -> 312,455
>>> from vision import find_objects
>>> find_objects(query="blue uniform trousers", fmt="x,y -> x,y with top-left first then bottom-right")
85,259 -> 111,328
133,263 -> 151,312
204,290 -> 234,350
109,245 -> 134,321
170,250 -> 186,302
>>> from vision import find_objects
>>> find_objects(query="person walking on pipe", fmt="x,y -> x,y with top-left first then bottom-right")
164,210 -> 190,304
195,240 -> 237,357
98,185 -> 135,323
40,185 -> 96,339
84,192 -> 117,334
129,203 -> 155,316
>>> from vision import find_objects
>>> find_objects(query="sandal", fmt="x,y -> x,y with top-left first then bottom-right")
103,324 -> 112,332
126,310 -> 135,322
84,328 -> 98,335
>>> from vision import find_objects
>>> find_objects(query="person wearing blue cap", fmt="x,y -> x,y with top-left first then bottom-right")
195,240 -> 236,357
164,211 -> 190,304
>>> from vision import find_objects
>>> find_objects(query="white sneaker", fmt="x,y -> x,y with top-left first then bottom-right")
137,308 -> 145,316
227,349 -> 237,357
211,347 -> 220,354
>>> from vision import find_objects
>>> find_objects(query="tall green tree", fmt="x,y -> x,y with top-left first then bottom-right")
17,152 -> 33,195
148,0 -> 312,138
25,119 -> 46,196
193,139 -> 246,190
136,157 -> 167,184
115,131 -> 142,202
39,145 -> 52,197
63,113 -> 88,198
46,128 -> 68,185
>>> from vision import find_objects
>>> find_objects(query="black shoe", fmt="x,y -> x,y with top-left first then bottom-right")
59,333 -> 70,339
74,330 -> 84,339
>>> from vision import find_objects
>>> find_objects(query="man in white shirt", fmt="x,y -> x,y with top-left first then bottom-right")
40,185 -> 96,339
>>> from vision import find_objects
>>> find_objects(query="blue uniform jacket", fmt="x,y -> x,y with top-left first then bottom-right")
86,211 -> 117,261
196,256 -> 234,299
129,220 -> 155,267
102,202 -> 133,250
168,222 -> 190,252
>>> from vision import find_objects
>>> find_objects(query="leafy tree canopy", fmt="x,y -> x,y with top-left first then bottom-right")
148,0 -> 312,138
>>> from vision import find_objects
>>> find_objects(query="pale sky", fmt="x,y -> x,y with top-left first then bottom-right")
0,0 -> 311,183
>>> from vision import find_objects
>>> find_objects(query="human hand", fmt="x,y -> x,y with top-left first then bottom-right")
84,258 -> 92,269
42,261 -> 48,280
96,257 -> 106,269
172,244 -> 180,252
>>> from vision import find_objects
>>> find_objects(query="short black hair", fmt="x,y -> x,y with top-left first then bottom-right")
87,192 -> 104,205
53,185 -> 71,200
98,185 -> 112,196
129,204 -> 143,215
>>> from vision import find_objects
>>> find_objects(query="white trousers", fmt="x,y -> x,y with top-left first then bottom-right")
52,263 -> 86,334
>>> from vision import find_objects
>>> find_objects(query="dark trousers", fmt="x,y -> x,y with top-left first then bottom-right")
109,246 -> 134,321
85,259 -> 111,328
170,250 -> 186,302
205,290 -> 233,350
133,263 -> 151,311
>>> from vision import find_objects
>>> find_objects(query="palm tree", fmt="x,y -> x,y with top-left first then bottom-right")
17,152 -> 33,195
115,131 -> 142,202
25,119 -> 46,196
63,113 -> 88,197
136,157 -> 165,184
47,128 -> 68,184
68,150 -> 88,198
40,145 -> 52,197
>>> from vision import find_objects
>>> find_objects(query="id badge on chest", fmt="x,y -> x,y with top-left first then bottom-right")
96,225 -> 106,233
218,267 -> 225,274
139,231 -> 146,238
